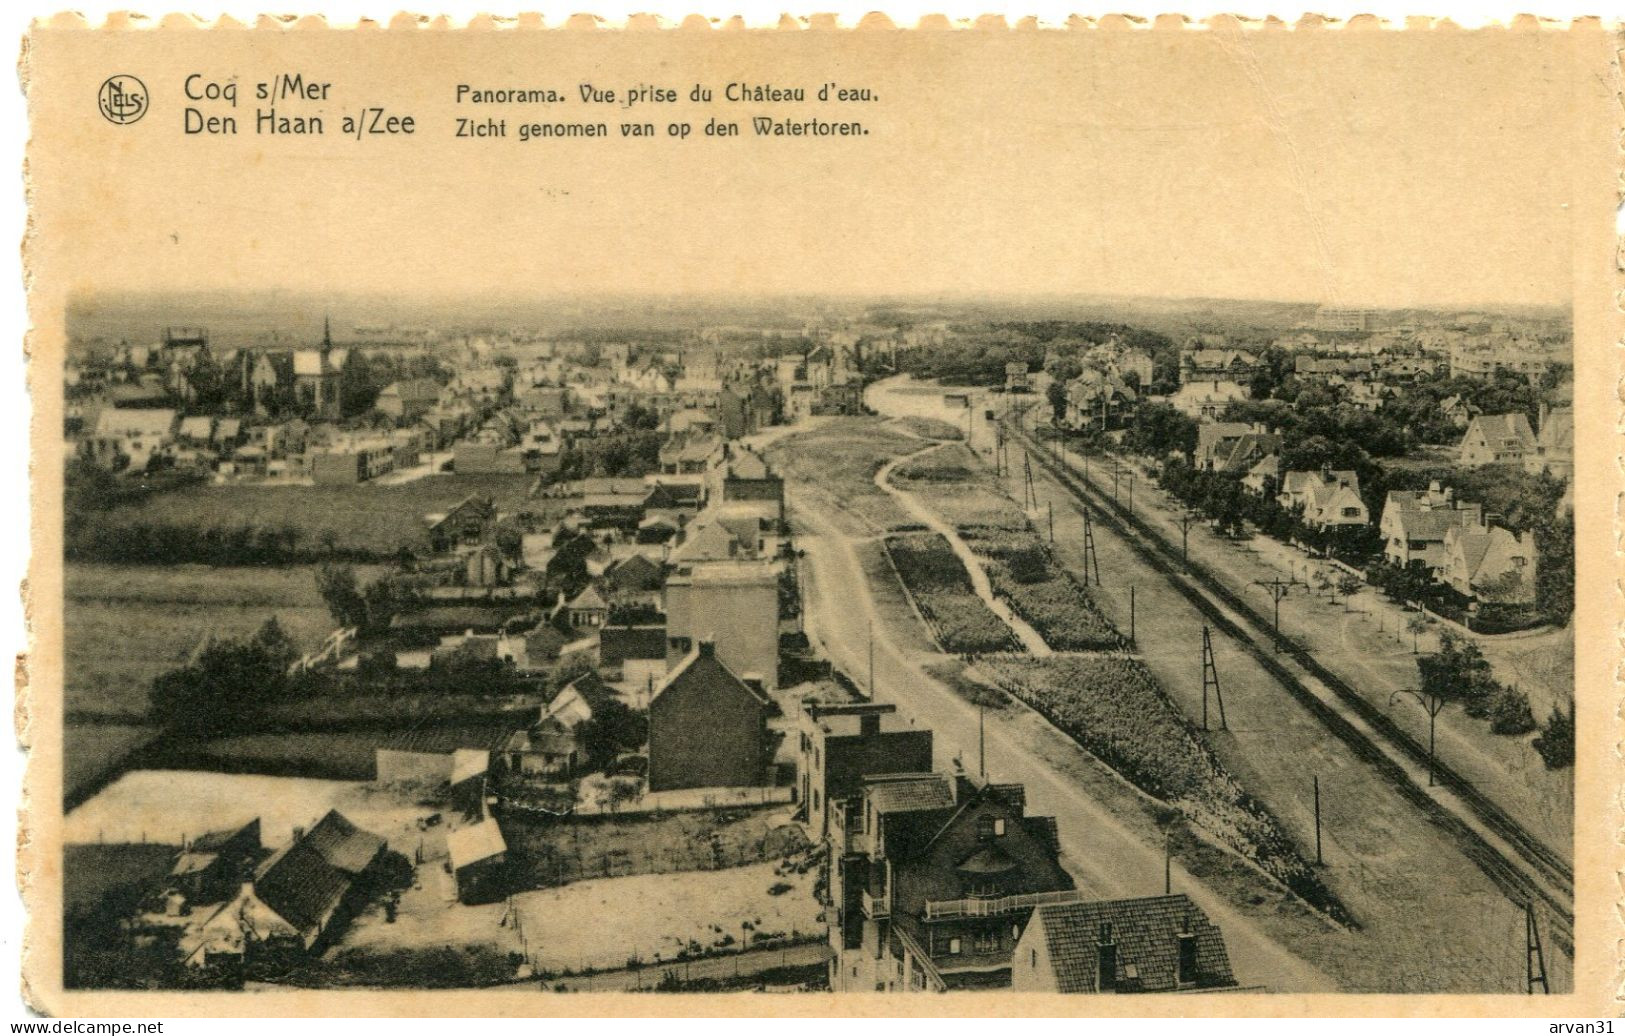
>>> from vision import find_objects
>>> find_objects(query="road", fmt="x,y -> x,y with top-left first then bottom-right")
787,481 -> 1336,993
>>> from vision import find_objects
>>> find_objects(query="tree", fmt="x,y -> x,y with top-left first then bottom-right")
316,564 -> 368,630
580,700 -> 649,767
1532,705 -> 1574,769
1335,573 -> 1364,612
1488,686 -> 1537,735
1046,380 -> 1068,425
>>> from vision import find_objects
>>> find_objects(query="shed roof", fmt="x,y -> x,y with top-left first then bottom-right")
447,818 -> 508,870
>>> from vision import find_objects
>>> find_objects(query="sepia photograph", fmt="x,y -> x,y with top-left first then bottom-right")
18,19 -> 1618,1015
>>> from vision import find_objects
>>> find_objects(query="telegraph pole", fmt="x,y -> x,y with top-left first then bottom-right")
868,618 -> 875,700
1200,626 -> 1228,731
1163,831 -> 1172,894
1313,775 -> 1323,865
979,704 -> 986,778
1127,470 -> 1135,514
1525,902 -> 1549,994
1390,688 -> 1445,786
1047,501 -> 1054,544
1129,585 -> 1136,647
1253,576 -> 1297,651
1179,510 -> 1196,569
1082,506 -> 1100,587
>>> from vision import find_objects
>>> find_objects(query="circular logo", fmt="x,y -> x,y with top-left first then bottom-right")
98,75 -> 148,125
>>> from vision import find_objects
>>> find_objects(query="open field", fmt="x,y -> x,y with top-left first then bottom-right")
65,563 -> 347,720
342,858 -> 822,976
898,443 -> 1120,651
65,771 -> 433,850
76,472 -> 543,558
765,418 -> 919,535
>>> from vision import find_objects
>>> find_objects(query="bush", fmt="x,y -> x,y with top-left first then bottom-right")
1488,686 -> 1537,736
885,533 -> 1021,653
981,655 -> 1349,924
1532,706 -> 1574,770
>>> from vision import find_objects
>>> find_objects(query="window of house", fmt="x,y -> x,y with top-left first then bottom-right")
994,818 -> 1006,837
973,930 -> 999,953
1030,949 -> 1037,967
947,937 -> 962,955
977,816 -> 995,842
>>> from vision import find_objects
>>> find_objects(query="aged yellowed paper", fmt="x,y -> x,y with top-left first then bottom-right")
19,16 -> 1622,1016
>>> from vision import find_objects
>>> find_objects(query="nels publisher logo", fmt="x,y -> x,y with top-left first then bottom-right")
98,74 -> 148,125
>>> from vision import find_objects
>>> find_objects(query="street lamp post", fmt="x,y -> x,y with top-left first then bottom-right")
1390,688 -> 1445,787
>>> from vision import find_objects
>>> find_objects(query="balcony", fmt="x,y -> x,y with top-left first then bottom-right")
861,889 -> 889,919
922,888 -> 1087,921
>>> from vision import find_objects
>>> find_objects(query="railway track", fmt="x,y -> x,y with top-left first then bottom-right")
1013,424 -> 1575,953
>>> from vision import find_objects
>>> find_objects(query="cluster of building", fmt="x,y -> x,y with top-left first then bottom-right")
67,316 -> 879,485
795,701 -> 1241,994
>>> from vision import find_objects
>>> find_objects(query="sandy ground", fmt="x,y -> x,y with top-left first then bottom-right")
342,859 -> 820,974
65,770 -> 437,854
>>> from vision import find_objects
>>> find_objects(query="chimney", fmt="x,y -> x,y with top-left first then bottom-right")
292,826 -> 305,843
860,713 -> 881,737
1096,922 -> 1118,991
697,639 -> 716,658
1176,915 -> 1198,986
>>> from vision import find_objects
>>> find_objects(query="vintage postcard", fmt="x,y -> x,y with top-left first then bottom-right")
16,14 -> 1621,1017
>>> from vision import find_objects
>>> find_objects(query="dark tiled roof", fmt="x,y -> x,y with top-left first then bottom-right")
1035,894 -> 1236,993
599,624 -> 667,663
254,840 -> 350,935
191,818 -> 259,854
562,670 -> 617,713
304,810 -> 386,876
383,723 -> 515,755
867,774 -> 956,815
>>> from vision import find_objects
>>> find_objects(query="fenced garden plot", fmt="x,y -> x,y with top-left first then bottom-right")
979,654 -> 1350,923
883,532 -> 1022,654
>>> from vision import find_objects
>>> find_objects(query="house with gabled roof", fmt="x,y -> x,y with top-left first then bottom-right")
827,771 -> 1074,993
1441,519 -> 1537,605
170,819 -> 263,905
1525,405 -> 1573,480
1379,482 -> 1485,572
1010,894 -> 1238,994
1459,412 -> 1537,467
648,641 -> 774,792
180,810 -> 386,967
1278,468 -> 1367,529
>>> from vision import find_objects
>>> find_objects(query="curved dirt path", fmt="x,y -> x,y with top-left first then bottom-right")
873,438 -> 1053,657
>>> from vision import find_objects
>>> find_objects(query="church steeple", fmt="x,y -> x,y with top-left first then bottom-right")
322,315 -> 332,350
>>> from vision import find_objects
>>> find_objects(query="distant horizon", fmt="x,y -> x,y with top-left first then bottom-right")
65,287 -> 1572,322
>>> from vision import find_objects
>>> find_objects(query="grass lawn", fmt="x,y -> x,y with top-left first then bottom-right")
63,723 -> 158,808
83,473 -> 543,556
64,563 -> 346,720
766,418 -> 920,535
